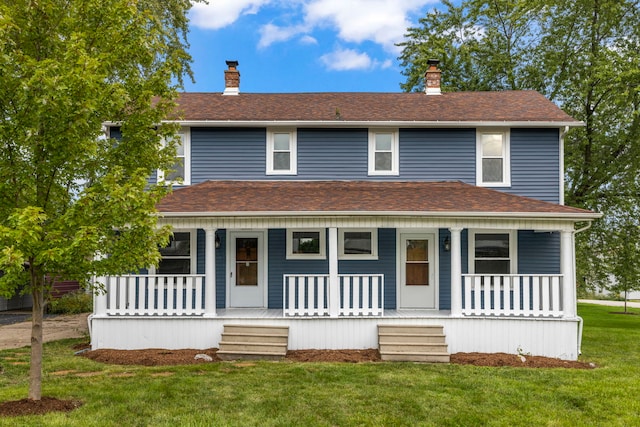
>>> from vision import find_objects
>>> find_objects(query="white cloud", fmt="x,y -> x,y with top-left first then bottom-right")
320,48 -> 374,71
258,23 -> 308,48
190,0 -> 273,30
299,35 -> 318,45
304,0 -> 434,52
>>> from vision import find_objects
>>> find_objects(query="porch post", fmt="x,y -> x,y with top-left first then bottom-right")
449,227 -> 463,316
561,229 -> 576,317
93,276 -> 108,316
204,227 -> 217,317
329,227 -> 339,317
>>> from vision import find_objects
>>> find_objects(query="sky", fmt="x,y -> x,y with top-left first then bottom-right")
185,0 -> 445,93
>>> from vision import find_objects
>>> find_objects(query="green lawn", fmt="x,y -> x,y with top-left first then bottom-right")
1,303 -> 639,426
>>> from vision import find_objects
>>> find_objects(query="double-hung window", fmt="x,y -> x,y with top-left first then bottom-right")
368,129 -> 399,175
469,231 -> 516,274
339,229 -> 378,260
156,231 -> 194,274
158,128 -> 190,185
267,128 -> 297,175
286,229 -> 326,260
477,129 -> 510,186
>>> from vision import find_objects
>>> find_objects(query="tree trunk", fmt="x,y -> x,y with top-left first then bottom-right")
29,282 -> 44,400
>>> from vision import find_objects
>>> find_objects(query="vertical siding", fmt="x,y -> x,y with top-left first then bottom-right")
518,231 -> 561,274
338,228 -> 396,310
267,229 -> 329,309
399,129 -> 476,182
505,128 -> 560,203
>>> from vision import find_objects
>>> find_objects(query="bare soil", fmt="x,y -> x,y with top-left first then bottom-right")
0,397 -> 82,417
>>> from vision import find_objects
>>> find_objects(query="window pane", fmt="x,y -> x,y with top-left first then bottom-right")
273,133 -> 290,151
236,263 -> 258,286
475,260 -> 510,274
482,158 -> 503,182
160,232 -> 190,257
482,134 -> 503,156
407,240 -> 428,261
166,160 -> 184,182
375,152 -> 392,171
273,152 -> 290,170
175,136 -> 185,156
406,264 -> 429,286
475,234 -> 509,258
375,133 -> 392,151
344,232 -> 372,254
236,238 -> 258,261
292,231 -> 320,254
157,258 -> 190,274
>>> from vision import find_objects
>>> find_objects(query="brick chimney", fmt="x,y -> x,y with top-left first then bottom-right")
223,60 -> 240,95
424,59 -> 441,95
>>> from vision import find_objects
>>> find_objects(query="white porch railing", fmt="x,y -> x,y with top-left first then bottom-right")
283,274 -> 384,317
98,275 -> 207,316
461,274 -> 564,317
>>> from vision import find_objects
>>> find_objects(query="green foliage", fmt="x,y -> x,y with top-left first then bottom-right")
398,0 -> 640,290
1,304 -> 639,426
47,290 -> 93,315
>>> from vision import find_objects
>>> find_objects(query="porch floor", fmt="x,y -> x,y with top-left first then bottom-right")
216,308 -> 452,319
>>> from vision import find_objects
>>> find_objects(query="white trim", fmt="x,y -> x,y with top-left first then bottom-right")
468,229 -> 517,274
151,229 -> 196,275
158,128 -> 191,185
476,129 -> 510,187
134,120 -> 585,128
368,128 -> 399,176
338,228 -> 378,260
286,229 -> 326,260
266,128 -> 297,175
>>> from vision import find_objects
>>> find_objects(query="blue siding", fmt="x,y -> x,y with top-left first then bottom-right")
298,129 -> 368,179
438,229 -> 468,310
400,129 -> 475,182
267,229 -> 330,309
518,231 -> 560,274
215,230 -> 227,309
191,128 -> 266,183
196,230 -> 205,275
503,128 -> 560,203
339,229 -> 396,310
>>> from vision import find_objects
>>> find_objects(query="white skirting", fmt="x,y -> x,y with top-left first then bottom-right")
89,314 -> 581,360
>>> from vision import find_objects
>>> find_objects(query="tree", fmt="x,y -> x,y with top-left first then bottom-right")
398,0 -> 640,294
0,0 -> 200,400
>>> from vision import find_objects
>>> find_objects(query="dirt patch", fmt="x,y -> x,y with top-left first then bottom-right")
0,397 -> 82,417
0,313 -> 89,350
78,346 -> 594,369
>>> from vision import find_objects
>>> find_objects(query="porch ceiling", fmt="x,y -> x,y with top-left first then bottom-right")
157,180 -> 598,221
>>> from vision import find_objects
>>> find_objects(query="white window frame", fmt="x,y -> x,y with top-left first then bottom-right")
476,129 -> 510,187
158,127 -> 191,185
368,129 -> 399,176
286,229 -> 326,260
468,230 -> 517,274
151,229 -> 197,275
339,228 -> 378,260
266,128 -> 297,175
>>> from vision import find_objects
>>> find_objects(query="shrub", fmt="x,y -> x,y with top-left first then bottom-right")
48,290 -> 93,314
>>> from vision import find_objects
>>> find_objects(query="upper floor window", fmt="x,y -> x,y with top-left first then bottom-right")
339,229 -> 378,260
469,230 -> 516,274
158,128 -> 190,185
477,129 -> 510,187
156,231 -> 195,274
368,129 -> 399,175
286,229 -> 326,260
267,128 -> 297,175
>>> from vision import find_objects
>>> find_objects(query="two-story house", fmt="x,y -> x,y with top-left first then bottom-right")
90,61 -> 599,361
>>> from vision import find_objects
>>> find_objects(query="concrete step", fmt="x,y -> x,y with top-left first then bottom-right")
379,343 -> 448,353
218,324 -> 289,361
223,324 -> 289,335
378,325 -> 444,335
221,333 -> 289,344
380,352 -> 451,363
378,333 -> 446,344
218,341 -> 288,354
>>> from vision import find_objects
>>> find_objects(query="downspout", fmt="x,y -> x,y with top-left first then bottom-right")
573,220 -> 592,355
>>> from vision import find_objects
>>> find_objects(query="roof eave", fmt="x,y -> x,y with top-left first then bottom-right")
156,120 -> 584,128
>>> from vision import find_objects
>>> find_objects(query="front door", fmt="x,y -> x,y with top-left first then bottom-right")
399,233 -> 436,309
229,232 -> 265,307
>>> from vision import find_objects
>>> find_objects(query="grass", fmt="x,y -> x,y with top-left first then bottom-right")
1,303 -> 639,426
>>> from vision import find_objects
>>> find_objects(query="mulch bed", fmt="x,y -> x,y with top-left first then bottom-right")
1,345 -> 595,418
